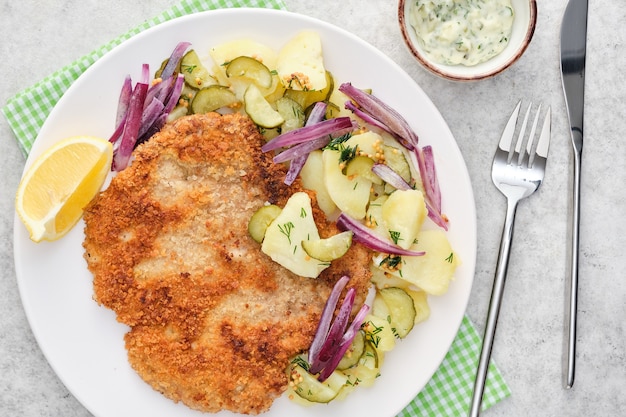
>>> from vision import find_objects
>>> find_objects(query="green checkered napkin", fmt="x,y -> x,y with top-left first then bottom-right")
2,0 -> 510,415
400,316 -> 510,416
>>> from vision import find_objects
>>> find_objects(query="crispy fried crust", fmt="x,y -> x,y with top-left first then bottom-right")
83,113 -> 371,415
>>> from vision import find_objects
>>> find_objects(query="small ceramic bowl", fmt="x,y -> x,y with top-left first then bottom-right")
398,0 -> 537,81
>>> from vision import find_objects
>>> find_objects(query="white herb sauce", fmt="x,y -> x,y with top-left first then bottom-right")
409,0 -> 515,66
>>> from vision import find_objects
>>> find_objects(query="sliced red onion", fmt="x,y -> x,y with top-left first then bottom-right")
284,157 -> 306,186
159,41 -> 191,80
112,64 -> 149,171
336,213 -> 425,256
110,44 -> 191,171
307,275 -> 372,382
306,101 -> 327,125
309,288 -> 355,375
136,113 -> 167,147
284,102 -> 328,185
163,73 -> 185,114
261,117 -> 356,152
273,136 -> 329,164
411,147 -> 448,230
344,100 -> 413,150
317,303 -> 370,382
371,163 -> 412,191
338,82 -> 419,149
108,113 -> 126,145
421,146 -> 442,212
144,77 -> 169,107
424,198 -> 449,231
138,97 -> 165,138
115,75 -> 132,128
308,276 -> 350,366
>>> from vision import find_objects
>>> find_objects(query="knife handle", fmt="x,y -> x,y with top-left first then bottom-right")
565,145 -> 582,389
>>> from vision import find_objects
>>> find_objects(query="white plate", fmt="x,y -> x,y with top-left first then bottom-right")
14,8 -> 476,417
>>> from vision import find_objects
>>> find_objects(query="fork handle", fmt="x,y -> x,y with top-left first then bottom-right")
469,197 -> 520,417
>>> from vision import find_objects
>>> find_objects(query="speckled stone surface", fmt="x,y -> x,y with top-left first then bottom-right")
1,1 -> 625,416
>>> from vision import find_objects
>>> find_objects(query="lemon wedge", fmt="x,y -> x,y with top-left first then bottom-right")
15,136 -> 113,242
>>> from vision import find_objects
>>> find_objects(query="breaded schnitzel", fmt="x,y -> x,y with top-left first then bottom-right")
82,113 -> 372,415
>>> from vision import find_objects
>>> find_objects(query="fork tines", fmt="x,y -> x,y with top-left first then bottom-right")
499,101 -> 552,167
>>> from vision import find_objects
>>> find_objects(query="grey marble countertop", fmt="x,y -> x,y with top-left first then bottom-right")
1,1 -> 624,416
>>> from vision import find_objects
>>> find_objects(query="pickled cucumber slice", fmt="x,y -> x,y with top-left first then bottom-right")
180,49 -> 216,89
248,205 -> 282,243
301,231 -> 353,262
342,341 -> 380,388
336,330 -> 366,370
360,340 -> 380,369
154,58 -> 171,79
276,96 -> 305,133
324,101 -> 341,119
190,85 -> 238,114
226,56 -> 273,89
345,156 -> 383,185
383,145 -> 412,183
379,287 -> 417,338
244,84 -> 284,128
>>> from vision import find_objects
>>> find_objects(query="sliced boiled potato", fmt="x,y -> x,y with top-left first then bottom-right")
261,192 -> 329,278
283,70 -> 334,110
300,150 -> 339,219
370,263 -> 412,290
210,38 -> 278,79
364,194 -> 388,238
362,314 -> 396,353
381,189 -> 427,250
371,291 -> 391,320
344,131 -> 385,161
322,148 -> 372,220
277,31 -> 327,91
328,88 -> 354,119
244,84 -> 284,128
288,363 -> 347,403
301,231 -> 353,262
375,229 -> 459,295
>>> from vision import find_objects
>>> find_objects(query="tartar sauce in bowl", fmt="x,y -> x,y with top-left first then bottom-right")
408,0 -> 515,67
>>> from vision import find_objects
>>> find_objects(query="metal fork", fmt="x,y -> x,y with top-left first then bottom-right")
469,101 -> 551,417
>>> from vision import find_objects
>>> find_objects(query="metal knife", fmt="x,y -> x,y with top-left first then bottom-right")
560,0 -> 588,390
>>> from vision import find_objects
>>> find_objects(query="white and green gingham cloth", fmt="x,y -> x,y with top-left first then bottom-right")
2,0 -> 511,415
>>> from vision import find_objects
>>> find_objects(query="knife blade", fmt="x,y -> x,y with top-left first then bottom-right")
560,0 -> 588,390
